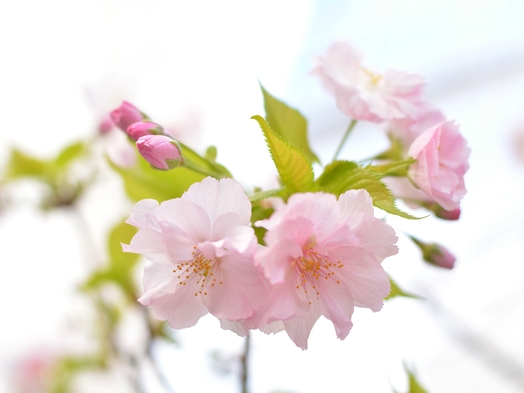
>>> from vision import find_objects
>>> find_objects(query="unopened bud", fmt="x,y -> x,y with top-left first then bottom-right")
110,101 -> 146,132
410,236 -> 456,269
421,201 -> 461,221
136,135 -> 182,170
126,121 -> 164,141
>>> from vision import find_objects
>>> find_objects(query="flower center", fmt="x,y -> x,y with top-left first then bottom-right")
291,247 -> 344,304
172,246 -> 223,296
360,66 -> 382,87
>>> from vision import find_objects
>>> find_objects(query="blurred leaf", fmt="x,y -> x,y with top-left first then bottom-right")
205,145 -> 218,162
316,160 -> 418,219
251,115 -> 314,193
55,141 -> 86,168
260,84 -> 319,163
110,152 -> 206,202
366,159 -> 416,178
393,365 -> 429,393
386,277 -> 421,300
83,220 -> 139,297
4,148 -> 49,180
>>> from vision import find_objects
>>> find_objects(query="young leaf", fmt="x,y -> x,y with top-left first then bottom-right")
386,277 -> 421,300
4,148 -> 49,180
109,152 -> 206,202
249,187 -> 285,202
55,141 -> 86,168
251,115 -> 314,193
316,160 -> 418,219
260,84 -> 320,163
366,158 -> 416,177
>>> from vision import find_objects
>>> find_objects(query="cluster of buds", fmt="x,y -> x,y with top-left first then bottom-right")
110,102 -> 183,170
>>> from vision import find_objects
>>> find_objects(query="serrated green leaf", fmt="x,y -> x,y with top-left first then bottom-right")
109,151 -> 206,202
260,84 -> 319,163
386,277 -> 420,300
251,115 -> 314,193
316,160 -> 418,219
366,159 -> 416,177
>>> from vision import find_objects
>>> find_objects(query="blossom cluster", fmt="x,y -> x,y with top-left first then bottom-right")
124,177 -> 396,349
114,40 -> 470,349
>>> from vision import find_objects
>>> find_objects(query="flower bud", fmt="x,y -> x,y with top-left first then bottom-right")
410,236 -> 456,269
126,121 -> 164,141
110,101 -> 146,132
421,201 -> 461,221
136,135 -> 182,170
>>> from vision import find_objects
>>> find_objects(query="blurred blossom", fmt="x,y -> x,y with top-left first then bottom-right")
512,126 -> 524,164
311,41 -> 426,123
10,350 -> 56,393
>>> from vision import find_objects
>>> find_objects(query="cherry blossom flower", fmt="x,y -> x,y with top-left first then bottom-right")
123,177 -> 269,331
246,190 -> 398,349
388,105 -> 445,146
311,41 -> 425,122
408,120 -> 470,211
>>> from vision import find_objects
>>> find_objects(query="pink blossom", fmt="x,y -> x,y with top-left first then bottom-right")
123,177 -> 269,331
247,190 -> 398,349
127,121 -> 164,141
136,135 -> 182,170
408,121 -> 470,211
110,101 -> 145,132
388,105 -> 445,146
311,41 -> 425,123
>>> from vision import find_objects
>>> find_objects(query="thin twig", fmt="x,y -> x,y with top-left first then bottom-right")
240,334 -> 251,393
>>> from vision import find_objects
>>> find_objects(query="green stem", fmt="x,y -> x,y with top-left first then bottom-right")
182,160 -> 225,179
332,119 -> 357,161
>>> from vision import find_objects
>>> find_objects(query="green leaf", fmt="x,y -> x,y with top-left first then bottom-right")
83,220 -> 139,297
260,84 -> 319,163
251,115 -> 314,193
55,141 -> 86,168
179,142 -> 232,179
4,148 -> 49,180
404,365 -> 429,393
109,151 -> 206,202
248,187 -> 285,202
386,277 -> 421,300
366,158 -> 416,178
316,160 -> 418,219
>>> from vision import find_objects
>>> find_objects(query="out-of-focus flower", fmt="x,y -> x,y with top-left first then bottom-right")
247,190 -> 397,349
123,177 -> 269,330
110,101 -> 146,132
408,121 -> 470,211
311,41 -> 425,123
388,105 -> 445,146
10,350 -> 56,393
127,121 -> 164,141
411,237 -> 456,269
136,135 -> 182,170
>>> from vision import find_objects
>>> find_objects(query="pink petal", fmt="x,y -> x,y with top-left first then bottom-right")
329,246 -> 390,312
282,307 -> 322,350
156,198 -> 211,242
182,177 -> 251,225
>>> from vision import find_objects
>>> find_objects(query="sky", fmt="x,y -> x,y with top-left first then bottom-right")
1,1 -> 524,392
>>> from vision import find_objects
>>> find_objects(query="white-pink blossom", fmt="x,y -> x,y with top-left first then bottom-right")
246,190 -> 398,349
408,121 -> 470,211
388,105 -> 445,146
311,41 -> 425,123
123,177 -> 269,331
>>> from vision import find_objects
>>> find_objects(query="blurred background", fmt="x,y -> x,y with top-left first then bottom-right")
1,0 -> 524,392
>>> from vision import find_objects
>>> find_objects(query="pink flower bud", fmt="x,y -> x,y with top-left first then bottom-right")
410,236 -> 456,269
126,121 -> 164,141
110,101 -> 146,132
427,245 -> 456,269
420,201 -> 461,221
136,135 -> 182,170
